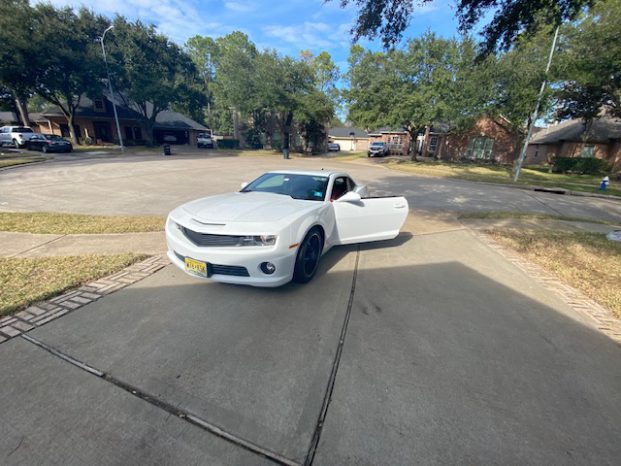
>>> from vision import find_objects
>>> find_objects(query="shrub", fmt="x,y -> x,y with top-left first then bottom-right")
574,157 -> 611,174
552,157 -> 578,173
218,139 -> 239,149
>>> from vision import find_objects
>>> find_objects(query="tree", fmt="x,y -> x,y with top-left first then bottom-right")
186,35 -> 220,128
108,18 -> 201,145
256,53 -> 315,158
332,0 -> 598,53
296,91 -> 335,153
555,0 -> 621,121
345,34 -> 491,157
482,23 -> 562,156
32,5 -> 108,144
0,0 -> 38,125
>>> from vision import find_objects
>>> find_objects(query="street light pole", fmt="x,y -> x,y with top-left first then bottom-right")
513,26 -> 560,182
100,25 -> 124,152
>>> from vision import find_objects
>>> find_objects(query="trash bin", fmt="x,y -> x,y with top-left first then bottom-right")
163,144 -> 172,156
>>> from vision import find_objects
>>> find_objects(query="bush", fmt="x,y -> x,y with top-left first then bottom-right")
218,139 -> 239,149
574,157 -> 611,174
552,157 -> 578,173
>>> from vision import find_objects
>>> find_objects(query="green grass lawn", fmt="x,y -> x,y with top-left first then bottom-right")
0,212 -> 165,234
0,253 -> 147,316
488,230 -> 621,318
382,160 -> 621,197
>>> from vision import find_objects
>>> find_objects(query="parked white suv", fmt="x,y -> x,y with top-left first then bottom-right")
0,126 -> 38,148
197,131 -> 214,149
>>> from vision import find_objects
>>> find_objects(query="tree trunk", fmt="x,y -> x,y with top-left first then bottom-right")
12,92 -> 30,127
282,110 -> 293,159
64,112 -> 79,145
144,118 -> 155,146
407,128 -> 418,161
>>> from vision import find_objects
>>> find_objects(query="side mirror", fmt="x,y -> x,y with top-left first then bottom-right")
354,185 -> 369,198
337,191 -> 362,203
240,182 -> 248,190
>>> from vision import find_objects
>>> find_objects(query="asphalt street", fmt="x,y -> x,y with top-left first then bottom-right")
1,154 -> 620,464
1,153 -> 620,222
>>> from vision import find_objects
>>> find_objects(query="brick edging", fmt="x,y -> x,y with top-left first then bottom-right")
0,255 -> 170,344
475,232 -> 621,345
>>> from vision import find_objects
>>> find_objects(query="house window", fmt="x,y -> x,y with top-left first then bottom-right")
125,126 -> 134,140
581,144 -> 594,158
93,99 -> 105,112
465,136 -> 494,160
390,135 -> 402,144
428,136 -> 439,153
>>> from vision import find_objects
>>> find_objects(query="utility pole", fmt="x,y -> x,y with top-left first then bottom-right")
100,25 -> 124,152
513,26 -> 560,182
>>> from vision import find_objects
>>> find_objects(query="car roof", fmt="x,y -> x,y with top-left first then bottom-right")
268,169 -> 346,178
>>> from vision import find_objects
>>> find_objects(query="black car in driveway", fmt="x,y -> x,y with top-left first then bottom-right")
26,134 -> 73,153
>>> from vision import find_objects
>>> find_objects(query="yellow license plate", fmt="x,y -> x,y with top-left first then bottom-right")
184,257 -> 208,277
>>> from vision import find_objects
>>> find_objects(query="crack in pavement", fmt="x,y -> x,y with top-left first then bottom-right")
304,246 -> 360,466
14,247 -> 363,465
19,333 -> 299,466
8,234 -> 68,258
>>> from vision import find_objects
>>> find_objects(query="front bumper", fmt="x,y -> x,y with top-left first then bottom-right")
166,222 -> 297,287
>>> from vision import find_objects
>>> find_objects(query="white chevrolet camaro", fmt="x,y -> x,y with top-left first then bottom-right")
166,170 -> 408,287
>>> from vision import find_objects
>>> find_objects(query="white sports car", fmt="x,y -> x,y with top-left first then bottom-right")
166,170 -> 409,287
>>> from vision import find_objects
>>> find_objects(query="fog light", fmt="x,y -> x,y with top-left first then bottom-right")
260,262 -> 276,275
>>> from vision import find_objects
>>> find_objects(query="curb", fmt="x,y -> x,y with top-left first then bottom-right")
0,254 -> 170,344
0,159 -> 49,173
474,231 -> 621,345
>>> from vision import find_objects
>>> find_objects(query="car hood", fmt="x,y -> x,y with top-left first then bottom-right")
180,191 -> 320,224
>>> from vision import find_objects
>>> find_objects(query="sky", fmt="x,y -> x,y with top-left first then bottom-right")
39,0 -> 463,73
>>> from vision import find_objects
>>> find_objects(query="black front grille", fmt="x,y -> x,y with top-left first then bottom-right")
210,264 -> 250,277
181,227 -> 242,247
174,251 -> 250,277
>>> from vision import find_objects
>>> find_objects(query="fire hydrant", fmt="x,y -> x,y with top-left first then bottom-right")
600,176 -> 609,191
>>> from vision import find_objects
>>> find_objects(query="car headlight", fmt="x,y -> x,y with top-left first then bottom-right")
239,235 -> 277,246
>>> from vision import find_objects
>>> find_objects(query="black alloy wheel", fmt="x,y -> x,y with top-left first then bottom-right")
292,228 -> 323,283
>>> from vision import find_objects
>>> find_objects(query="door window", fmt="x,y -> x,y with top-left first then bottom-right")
331,177 -> 349,201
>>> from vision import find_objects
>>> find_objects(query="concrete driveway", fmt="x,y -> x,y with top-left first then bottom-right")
1,154 -> 621,464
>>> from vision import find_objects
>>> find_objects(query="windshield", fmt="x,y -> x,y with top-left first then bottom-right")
14,127 -> 33,133
371,142 -> 385,147
242,173 -> 329,201
45,135 -> 65,141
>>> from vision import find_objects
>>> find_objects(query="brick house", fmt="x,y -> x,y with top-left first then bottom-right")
525,117 -> 621,171
368,128 -> 411,155
32,95 -> 208,146
419,116 -> 522,163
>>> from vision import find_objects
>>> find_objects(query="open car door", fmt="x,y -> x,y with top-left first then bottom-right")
333,192 -> 409,245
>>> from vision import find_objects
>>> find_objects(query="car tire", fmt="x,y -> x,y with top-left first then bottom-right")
292,228 -> 323,284
12,139 -> 19,148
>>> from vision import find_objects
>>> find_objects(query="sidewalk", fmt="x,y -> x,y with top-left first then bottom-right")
1,231 -> 166,258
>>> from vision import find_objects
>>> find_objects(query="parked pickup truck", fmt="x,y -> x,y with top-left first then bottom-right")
0,126 -> 39,148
